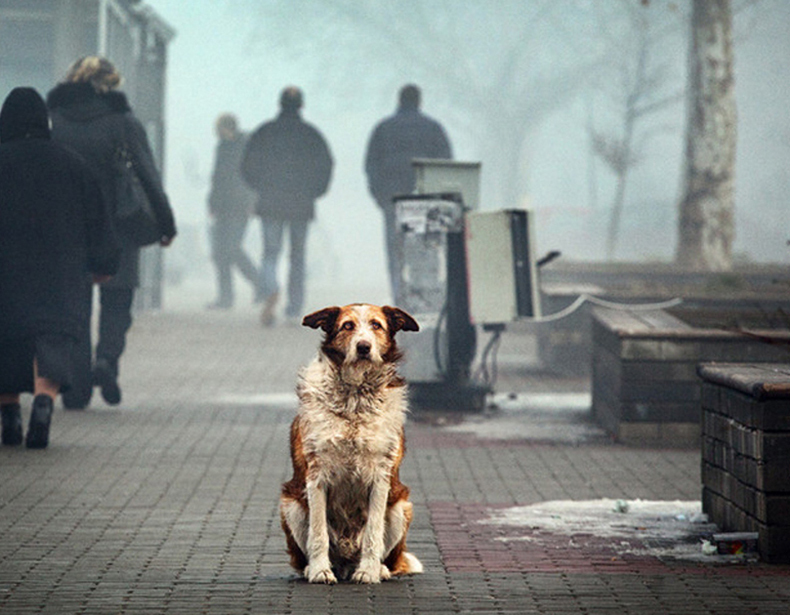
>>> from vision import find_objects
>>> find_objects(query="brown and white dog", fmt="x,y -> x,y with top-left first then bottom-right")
280,303 -> 423,584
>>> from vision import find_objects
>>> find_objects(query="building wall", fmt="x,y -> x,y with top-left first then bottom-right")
0,0 -> 174,309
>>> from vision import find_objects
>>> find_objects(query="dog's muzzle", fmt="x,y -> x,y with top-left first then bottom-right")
356,341 -> 372,358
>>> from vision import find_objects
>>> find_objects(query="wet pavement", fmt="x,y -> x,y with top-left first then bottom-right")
1,308 -> 788,614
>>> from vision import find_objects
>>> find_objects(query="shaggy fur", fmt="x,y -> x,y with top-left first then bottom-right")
280,304 -> 423,584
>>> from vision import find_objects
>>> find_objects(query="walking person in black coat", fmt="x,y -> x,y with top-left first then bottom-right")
241,87 -> 333,326
0,87 -> 120,448
207,113 -> 258,309
364,84 -> 453,300
47,56 -> 177,408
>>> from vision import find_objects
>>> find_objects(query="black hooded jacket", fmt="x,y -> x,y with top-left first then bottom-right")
364,102 -> 452,208
0,87 -> 120,340
47,82 -> 176,288
241,109 -> 333,221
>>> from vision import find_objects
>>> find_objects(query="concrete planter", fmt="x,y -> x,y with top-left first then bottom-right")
537,263 -> 789,377
699,363 -> 790,563
591,307 -> 790,446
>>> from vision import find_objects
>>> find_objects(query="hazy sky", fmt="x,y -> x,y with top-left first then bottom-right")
144,0 -> 790,300
146,0 -> 409,305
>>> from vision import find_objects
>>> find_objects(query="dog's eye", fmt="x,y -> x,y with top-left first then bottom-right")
341,321 -> 355,331
370,321 -> 383,330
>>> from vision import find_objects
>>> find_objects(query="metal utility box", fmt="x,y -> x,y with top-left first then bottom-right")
412,159 -> 481,210
395,195 -> 466,384
465,209 -> 541,325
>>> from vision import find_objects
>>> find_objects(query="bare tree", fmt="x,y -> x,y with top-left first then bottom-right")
590,1 -> 684,259
676,0 -> 737,270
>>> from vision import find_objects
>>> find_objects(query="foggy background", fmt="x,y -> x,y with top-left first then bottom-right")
144,0 -> 790,311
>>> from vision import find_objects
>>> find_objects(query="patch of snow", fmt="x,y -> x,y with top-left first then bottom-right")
492,392 -> 592,410
445,392 -> 605,443
479,499 -> 752,563
213,392 -> 298,407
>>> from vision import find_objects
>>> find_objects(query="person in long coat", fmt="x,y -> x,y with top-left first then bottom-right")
364,84 -> 452,300
207,113 -> 258,309
47,56 -> 177,408
0,87 -> 120,448
241,87 -> 333,326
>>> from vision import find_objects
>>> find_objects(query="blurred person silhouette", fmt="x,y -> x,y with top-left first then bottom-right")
47,57 -> 177,408
364,84 -> 453,300
0,87 -> 119,448
241,86 -> 333,326
206,113 -> 258,309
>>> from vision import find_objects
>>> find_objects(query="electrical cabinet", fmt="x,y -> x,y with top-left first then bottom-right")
465,209 -> 541,325
412,159 -> 481,210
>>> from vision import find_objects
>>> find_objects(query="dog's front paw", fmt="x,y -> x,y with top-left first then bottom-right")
305,564 -> 337,584
351,561 -> 383,584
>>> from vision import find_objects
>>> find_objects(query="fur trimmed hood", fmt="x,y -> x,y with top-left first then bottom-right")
46,82 -> 131,122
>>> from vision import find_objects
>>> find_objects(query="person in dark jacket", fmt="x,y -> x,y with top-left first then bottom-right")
241,87 -> 333,326
207,113 -> 258,309
47,56 -> 177,408
0,87 -> 120,448
364,84 -> 453,300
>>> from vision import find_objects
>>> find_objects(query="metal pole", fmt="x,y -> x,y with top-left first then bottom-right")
97,0 -> 108,56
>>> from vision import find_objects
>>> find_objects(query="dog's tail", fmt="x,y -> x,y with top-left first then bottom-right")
401,552 -> 423,575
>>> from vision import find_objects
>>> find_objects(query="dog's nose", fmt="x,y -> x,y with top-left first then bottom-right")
357,341 -> 371,356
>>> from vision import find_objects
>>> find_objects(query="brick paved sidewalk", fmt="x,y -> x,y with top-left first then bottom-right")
0,310 -> 788,614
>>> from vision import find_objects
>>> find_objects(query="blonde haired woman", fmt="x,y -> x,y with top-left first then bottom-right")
47,56 -> 177,408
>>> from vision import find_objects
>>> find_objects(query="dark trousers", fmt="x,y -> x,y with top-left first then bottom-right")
62,284 -> 134,408
211,216 -> 258,305
96,287 -> 134,373
259,218 -> 308,317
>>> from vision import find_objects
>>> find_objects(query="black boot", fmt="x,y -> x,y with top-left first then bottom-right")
93,357 -> 121,405
1,403 -> 23,446
26,395 -> 53,449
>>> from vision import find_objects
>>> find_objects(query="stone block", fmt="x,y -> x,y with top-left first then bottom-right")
703,436 -> 790,491
703,462 -> 790,525
703,412 -> 790,460
700,382 -> 721,411
622,360 -> 698,383
620,339 -> 665,361
703,488 -> 790,564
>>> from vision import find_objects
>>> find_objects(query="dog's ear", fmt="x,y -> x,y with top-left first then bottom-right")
382,306 -> 420,334
302,306 -> 341,333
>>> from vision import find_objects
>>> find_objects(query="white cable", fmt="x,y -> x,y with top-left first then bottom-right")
524,294 -> 684,324
586,295 -> 684,311
527,295 -> 589,323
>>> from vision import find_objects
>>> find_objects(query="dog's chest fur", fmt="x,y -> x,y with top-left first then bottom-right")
297,356 -> 406,489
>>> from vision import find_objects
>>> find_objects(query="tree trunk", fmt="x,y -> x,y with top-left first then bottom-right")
676,0 -> 736,271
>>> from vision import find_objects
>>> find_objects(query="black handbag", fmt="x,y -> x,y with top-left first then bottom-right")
113,145 -> 161,247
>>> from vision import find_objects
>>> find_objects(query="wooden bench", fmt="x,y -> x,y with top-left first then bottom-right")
699,363 -> 790,564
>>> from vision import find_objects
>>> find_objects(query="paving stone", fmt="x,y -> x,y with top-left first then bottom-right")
0,311 -> 789,613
